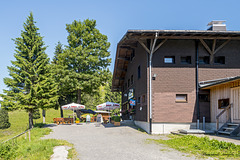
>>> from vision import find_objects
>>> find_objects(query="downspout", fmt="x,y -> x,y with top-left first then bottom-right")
149,33 -> 158,134
195,40 -> 200,129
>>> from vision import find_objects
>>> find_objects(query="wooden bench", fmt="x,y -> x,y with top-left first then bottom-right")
53,118 -> 73,124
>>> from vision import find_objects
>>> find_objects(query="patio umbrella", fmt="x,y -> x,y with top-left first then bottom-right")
96,102 -> 120,110
96,102 -> 120,123
61,103 -> 85,123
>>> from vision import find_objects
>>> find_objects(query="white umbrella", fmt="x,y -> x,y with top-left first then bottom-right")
96,102 -> 120,123
61,103 -> 85,123
96,102 -> 120,110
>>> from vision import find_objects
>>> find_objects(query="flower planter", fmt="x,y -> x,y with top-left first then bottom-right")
114,122 -> 120,126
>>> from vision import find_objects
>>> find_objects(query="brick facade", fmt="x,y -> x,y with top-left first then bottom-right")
122,39 -> 240,123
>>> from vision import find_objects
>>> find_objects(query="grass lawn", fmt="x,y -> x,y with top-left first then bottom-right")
148,134 -> 240,159
0,125 -> 78,160
0,108 -> 73,142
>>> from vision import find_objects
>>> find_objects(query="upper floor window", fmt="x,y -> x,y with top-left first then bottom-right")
214,56 -> 225,64
164,56 -> 175,64
181,56 -> 191,64
130,50 -> 135,61
199,56 -> 210,64
138,65 -> 141,79
131,75 -> 133,85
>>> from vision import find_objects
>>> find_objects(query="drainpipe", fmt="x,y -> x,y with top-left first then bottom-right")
195,40 -> 200,129
149,33 -> 158,134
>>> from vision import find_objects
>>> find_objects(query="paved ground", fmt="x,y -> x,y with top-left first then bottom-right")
43,123 -> 205,160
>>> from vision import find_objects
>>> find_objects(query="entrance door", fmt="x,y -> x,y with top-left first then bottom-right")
231,87 -> 240,123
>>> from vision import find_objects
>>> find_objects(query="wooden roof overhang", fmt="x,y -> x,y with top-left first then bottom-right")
112,30 -> 240,92
200,76 -> 240,90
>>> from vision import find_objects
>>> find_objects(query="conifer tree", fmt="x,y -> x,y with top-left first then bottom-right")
1,13 -> 58,128
0,108 -> 11,129
54,19 -> 111,107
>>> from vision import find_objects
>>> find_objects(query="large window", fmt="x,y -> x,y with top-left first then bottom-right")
138,65 -> 141,79
214,56 -> 225,64
199,56 -> 210,64
131,75 -> 133,85
164,56 -> 175,64
181,56 -> 191,64
176,94 -> 188,103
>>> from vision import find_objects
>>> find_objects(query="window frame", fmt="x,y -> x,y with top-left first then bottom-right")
176,94 -> 188,103
137,65 -> 141,79
164,56 -> 175,64
181,56 -> 191,64
214,56 -> 225,64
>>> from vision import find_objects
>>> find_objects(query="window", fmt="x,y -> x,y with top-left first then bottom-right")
218,98 -> 229,109
181,56 -> 191,64
138,65 -> 141,79
142,95 -> 146,103
124,83 -> 127,90
164,56 -> 175,64
128,79 -> 130,88
131,75 -> 133,85
199,56 -> 210,64
176,94 -> 187,102
214,56 -> 225,64
137,97 -> 141,104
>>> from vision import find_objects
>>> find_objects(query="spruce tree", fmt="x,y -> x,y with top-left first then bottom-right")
1,13 -> 58,128
0,108 -> 11,129
64,19 -> 111,104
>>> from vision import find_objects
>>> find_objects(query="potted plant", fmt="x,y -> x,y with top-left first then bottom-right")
114,116 -> 121,126
75,118 -> 80,123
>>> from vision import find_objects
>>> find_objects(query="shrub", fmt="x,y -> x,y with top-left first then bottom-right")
114,116 -> 120,122
0,142 -> 18,159
0,108 -> 11,129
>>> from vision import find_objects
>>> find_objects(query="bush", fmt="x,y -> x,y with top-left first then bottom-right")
114,116 -> 120,122
0,142 -> 18,159
0,108 -> 11,129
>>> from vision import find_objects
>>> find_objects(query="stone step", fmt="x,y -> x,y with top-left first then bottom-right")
222,127 -> 235,131
227,123 -> 239,126
218,131 -> 231,135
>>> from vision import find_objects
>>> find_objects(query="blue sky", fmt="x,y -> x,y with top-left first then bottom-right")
0,0 -> 239,94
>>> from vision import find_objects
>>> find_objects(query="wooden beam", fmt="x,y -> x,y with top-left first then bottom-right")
138,40 -> 150,54
117,57 -> 130,61
200,39 -> 212,55
214,39 -> 231,54
212,39 -> 216,53
153,39 -> 167,53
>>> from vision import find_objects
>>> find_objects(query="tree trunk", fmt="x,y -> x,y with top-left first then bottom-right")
29,110 -> 34,129
42,109 -> 46,123
60,107 -> 63,118
76,89 -> 81,119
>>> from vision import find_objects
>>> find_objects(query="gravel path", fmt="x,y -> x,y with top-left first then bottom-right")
43,123 -> 203,160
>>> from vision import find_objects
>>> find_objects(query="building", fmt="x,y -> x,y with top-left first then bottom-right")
112,21 -> 240,134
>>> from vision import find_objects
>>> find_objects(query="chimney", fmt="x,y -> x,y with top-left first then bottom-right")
207,20 -> 226,31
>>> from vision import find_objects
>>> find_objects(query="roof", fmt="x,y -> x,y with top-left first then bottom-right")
112,29 -> 240,92
199,76 -> 240,89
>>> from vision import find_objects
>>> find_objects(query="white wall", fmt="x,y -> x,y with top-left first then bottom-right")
134,121 -> 217,134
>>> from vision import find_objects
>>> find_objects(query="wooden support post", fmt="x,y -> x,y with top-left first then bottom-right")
28,130 -> 31,142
